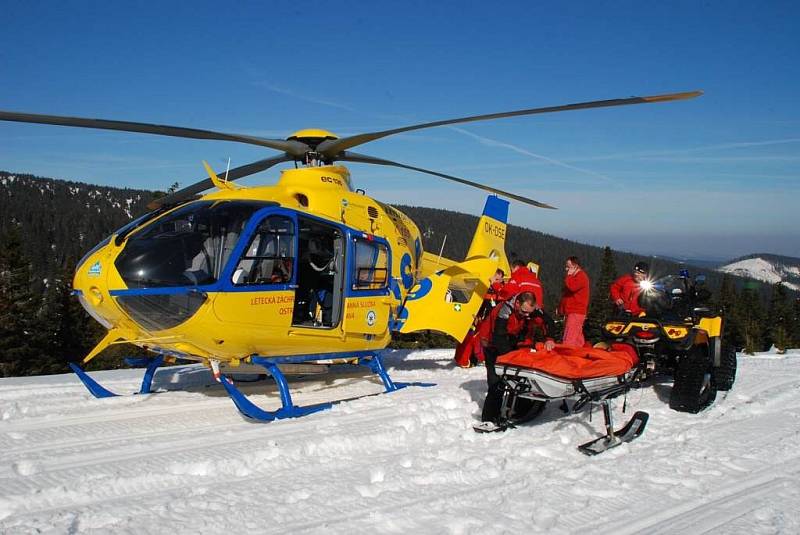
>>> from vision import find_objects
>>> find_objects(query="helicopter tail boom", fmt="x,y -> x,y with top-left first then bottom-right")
395,196 -> 509,340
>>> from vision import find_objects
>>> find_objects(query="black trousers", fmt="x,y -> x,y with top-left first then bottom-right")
481,347 -> 538,423
481,347 -> 503,423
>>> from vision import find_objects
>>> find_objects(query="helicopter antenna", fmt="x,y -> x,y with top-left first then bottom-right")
224,157 -> 231,183
437,234 -> 448,266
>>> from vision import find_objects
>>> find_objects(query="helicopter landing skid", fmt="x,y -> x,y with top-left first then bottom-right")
216,352 -> 435,422
69,355 -> 165,398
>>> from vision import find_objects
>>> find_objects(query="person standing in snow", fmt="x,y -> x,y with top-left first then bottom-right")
501,259 -> 544,308
453,268 -> 505,368
559,256 -> 590,347
610,261 -> 649,316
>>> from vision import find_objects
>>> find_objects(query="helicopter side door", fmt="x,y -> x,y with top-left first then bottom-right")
292,216 -> 345,329
342,234 -> 392,337
211,209 -> 299,354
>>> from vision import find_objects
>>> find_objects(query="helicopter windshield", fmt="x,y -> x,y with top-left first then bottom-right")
115,200 -> 269,288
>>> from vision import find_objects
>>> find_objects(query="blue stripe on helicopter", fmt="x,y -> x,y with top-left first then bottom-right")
405,278 -> 433,301
482,195 -> 509,224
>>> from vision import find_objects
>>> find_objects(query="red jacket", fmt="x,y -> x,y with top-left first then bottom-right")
478,295 -> 555,352
500,266 -> 544,306
609,273 -> 643,315
559,269 -> 590,315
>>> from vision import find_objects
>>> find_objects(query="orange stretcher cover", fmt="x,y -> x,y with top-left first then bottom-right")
496,343 -> 638,380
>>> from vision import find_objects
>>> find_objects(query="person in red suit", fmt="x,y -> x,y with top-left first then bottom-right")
478,291 -> 555,424
453,269 -> 505,367
500,260 -> 544,307
558,256 -> 590,347
610,261 -> 649,316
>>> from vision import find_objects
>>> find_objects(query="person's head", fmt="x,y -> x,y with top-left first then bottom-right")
633,261 -> 649,282
514,292 -> 536,317
491,268 -> 504,284
511,259 -> 526,270
565,256 -> 580,273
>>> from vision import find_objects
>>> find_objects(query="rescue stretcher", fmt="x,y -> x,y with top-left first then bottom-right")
492,343 -> 649,455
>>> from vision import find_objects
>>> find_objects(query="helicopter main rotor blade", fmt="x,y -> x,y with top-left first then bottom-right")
338,151 -> 556,209
148,154 -> 292,209
318,91 -> 703,158
0,110 -> 308,156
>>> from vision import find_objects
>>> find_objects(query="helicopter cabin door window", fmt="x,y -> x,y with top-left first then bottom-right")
231,216 -> 295,286
352,239 -> 389,291
292,217 -> 344,329
343,236 -> 391,335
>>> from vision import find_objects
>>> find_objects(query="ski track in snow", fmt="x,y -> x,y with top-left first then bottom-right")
1,349 -> 799,534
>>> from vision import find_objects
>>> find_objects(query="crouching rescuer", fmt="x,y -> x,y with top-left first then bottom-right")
478,291 -> 556,424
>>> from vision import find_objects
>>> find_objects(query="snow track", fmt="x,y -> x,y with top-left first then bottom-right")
1,349 -> 799,533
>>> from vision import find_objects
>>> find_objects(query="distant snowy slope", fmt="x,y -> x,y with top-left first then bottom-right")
718,254 -> 800,291
1,349 -> 800,533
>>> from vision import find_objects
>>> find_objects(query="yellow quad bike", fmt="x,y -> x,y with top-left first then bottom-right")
603,271 -> 737,413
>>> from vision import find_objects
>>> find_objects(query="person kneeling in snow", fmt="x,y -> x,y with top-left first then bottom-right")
478,291 -> 555,424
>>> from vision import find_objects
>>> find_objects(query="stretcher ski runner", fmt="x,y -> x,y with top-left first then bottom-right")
478,343 -> 649,454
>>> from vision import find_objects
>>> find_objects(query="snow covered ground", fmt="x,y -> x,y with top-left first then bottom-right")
1,349 -> 799,534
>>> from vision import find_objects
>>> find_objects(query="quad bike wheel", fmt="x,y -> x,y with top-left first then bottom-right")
669,344 -> 717,413
713,343 -> 737,391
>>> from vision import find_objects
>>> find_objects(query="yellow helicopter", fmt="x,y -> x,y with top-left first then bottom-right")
0,91 -> 701,420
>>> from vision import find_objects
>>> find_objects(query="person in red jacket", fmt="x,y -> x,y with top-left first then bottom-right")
453,269 -> 505,368
558,256 -> 590,347
478,292 -> 555,424
500,260 -> 544,307
610,261 -> 649,316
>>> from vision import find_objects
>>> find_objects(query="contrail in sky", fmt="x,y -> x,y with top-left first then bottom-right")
447,126 -> 620,188
572,137 -> 800,162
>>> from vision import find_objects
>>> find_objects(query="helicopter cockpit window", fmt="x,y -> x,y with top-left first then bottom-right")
115,201 -> 268,288
352,239 -> 388,290
232,216 -> 295,285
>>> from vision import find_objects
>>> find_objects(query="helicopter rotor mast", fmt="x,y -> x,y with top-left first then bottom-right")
0,90 -> 702,210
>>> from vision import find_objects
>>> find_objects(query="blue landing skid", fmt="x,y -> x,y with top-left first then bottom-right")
218,351 -> 435,422
69,355 -> 165,398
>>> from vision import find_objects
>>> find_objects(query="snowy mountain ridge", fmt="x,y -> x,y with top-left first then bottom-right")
718,254 -> 800,291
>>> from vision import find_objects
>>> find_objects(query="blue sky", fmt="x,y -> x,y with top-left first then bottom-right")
1,0 -> 798,260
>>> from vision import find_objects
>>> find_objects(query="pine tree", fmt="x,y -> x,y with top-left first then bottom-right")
793,297 -> 800,347
0,229 -> 42,376
716,274 -> 743,349
39,259 -> 101,373
766,283 -> 793,353
585,246 -> 617,341
738,283 -> 765,355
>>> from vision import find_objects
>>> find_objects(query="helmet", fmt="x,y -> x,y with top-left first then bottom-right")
633,261 -> 649,274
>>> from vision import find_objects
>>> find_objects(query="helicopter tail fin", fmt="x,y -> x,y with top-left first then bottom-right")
394,196 -> 509,340
465,195 -> 510,271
